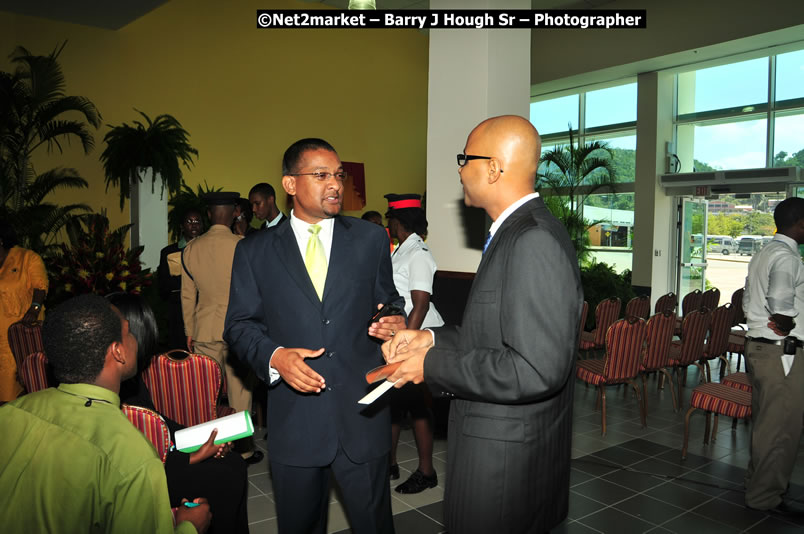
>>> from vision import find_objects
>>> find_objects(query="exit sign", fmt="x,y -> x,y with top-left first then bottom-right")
695,186 -> 709,197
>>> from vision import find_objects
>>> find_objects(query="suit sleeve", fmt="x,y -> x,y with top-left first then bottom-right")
223,241 -> 282,383
424,226 -> 580,404
180,247 -> 196,338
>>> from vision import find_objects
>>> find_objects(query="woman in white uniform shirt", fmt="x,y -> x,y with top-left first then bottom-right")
384,193 -> 444,494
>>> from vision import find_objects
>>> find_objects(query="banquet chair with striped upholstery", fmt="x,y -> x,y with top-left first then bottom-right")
142,349 -> 236,427
701,304 -> 733,382
654,292 -> 677,315
579,297 -> 621,359
701,287 -> 721,313
122,404 -> 172,463
7,321 -> 43,374
576,301 -> 589,358
639,310 -> 678,417
577,317 -> 648,435
19,352 -> 50,394
681,382 -> 751,460
625,295 -> 651,320
668,309 -> 711,409
726,288 -> 747,372
675,289 -> 703,335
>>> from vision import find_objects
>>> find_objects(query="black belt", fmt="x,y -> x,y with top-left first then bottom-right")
747,337 -> 804,348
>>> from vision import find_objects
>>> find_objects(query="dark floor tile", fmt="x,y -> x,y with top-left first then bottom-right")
673,470 -> 741,494
644,481 -> 713,511
576,506 -> 656,534
617,438 -> 674,457
570,468 -> 596,488
629,457 -> 691,479
416,502 -> 444,526
745,515 -> 804,533
786,482 -> 804,501
391,509 -> 445,534
612,494 -> 686,525
694,459 -> 748,485
656,448 -> 712,469
568,491 -> 607,520
661,512 -> 742,534
572,456 -> 621,478
590,445 -> 650,468
571,478 -> 637,506
602,468 -> 667,493
644,528 -> 673,533
716,487 -> 748,507
693,496 -> 769,530
552,519 -> 602,533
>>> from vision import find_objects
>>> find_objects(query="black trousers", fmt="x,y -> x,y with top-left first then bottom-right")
270,445 -> 394,534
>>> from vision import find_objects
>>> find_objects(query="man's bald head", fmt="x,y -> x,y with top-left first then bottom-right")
460,115 -> 541,219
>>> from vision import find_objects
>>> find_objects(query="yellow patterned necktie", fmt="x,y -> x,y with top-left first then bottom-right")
305,224 -> 327,300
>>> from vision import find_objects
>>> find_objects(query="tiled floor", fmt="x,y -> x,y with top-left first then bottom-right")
245,362 -> 804,533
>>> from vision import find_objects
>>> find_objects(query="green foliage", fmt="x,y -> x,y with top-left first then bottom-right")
739,211 -> 775,235
46,212 -> 152,307
580,262 -> 636,329
773,149 -> 804,168
538,128 -> 617,261
0,42 -> 101,252
707,213 -> 745,237
101,109 -> 198,209
167,180 -> 221,242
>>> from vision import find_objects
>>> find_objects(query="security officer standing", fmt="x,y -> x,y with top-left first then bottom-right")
181,191 -> 263,464
743,196 -> 804,517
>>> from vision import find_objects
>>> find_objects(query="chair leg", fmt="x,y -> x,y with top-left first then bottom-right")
601,387 -> 607,436
718,355 -> 730,379
712,414 -> 720,443
658,371 -> 665,390
641,373 -> 649,423
737,351 -> 743,372
703,412 -> 712,444
594,386 -> 602,411
628,379 -> 645,428
677,367 -> 685,410
703,360 -> 711,383
660,369 -> 679,412
732,418 -> 738,432
682,406 -> 698,460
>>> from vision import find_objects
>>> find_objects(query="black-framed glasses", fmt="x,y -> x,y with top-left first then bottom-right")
456,153 -> 503,172
287,171 -> 346,182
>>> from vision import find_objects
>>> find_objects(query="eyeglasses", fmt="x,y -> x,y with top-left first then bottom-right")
456,154 -> 503,173
287,171 -> 346,182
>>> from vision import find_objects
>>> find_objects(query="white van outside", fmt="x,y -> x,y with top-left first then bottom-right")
707,235 -> 738,255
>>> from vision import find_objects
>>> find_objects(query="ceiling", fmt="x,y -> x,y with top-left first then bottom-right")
0,0 -> 610,30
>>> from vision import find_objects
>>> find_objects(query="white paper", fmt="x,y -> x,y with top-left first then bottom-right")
358,380 -> 398,405
174,410 -> 254,453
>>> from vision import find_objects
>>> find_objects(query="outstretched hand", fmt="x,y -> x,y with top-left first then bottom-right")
381,329 -> 434,387
272,347 -> 326,393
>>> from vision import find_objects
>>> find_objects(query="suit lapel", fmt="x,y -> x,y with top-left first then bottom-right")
476,197 -> 542,273
273,221 -> 322,309
322,217 -> 353,303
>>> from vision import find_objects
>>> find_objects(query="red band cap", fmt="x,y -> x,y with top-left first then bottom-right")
388,199 -> 421,209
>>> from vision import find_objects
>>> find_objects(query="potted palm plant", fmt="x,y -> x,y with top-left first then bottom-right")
100,109 -> 198,209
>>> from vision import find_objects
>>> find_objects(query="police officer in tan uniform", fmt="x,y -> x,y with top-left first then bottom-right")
181,191 -> 263,464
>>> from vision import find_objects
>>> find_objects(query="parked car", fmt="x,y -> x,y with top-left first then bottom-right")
707,235 -> 738,255
738,237 -> 762,255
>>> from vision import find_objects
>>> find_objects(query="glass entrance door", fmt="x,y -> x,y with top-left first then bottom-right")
677,198 -> 708,305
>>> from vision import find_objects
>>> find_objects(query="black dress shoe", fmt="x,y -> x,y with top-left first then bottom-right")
244,450 -> 264,465
389,464 -> 400,480
395,469 -> 437,494
747,501 -> 804,519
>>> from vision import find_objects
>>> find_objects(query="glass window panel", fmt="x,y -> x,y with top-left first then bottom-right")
586,134 -> 636,183
772,112 -> 804,167
583,193 -> 634,273
776,49 -> 804,103
678,118 -> 767,171
530,94 -> 578,136
678,58 -> 768,114
586,83 -> 637,128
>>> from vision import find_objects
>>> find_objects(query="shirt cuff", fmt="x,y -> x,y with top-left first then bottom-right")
268,347 -> 283,384
425,328 -> 435,346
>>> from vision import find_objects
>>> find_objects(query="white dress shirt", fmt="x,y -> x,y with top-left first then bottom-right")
391,233 -> 444,329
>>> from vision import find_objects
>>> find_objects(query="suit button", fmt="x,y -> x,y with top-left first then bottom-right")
326,351 -> 335,358
327,386 -> 332,391
322,318 -> 330,325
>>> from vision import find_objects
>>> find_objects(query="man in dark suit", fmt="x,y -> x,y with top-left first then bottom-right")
384,115 -> 583,533
224,138 -> 405,534
248,182 -> 287,229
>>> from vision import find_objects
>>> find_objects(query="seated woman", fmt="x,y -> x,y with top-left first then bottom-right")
107,293 -> 249,534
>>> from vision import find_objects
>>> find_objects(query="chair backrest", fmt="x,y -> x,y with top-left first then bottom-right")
593,297 -> 622,346
641,311 -> 676,371
705,304 -> 732,358
141,350 -> 224,427
602,317 -> 647,380
681,289 -> 703,317
577,301 -> 589,350
122,404 -> 172,463
730,287 -> 746,326
654,292 -> 677,315
701,287 -> 721,312
7,321 -> 43,371
19,352 -> 50,393
625,295 -> 651,320
676,309 -> 712,366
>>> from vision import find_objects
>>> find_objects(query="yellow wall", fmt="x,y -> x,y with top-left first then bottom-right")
0,0 -> 429,233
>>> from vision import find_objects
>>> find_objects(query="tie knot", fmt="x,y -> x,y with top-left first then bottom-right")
308,224 -> 322,236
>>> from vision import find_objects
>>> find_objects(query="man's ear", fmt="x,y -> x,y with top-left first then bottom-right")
282,176 -> 296,195
488,158 -> 503,184
109,341 -> 126,366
